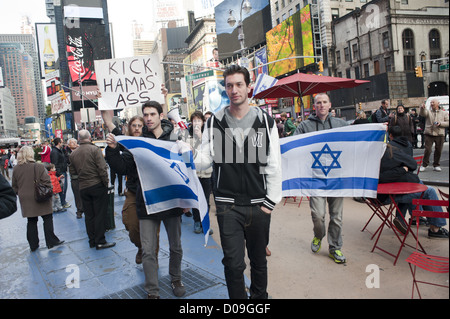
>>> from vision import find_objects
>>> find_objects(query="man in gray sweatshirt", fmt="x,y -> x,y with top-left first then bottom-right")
294,93 -> 348,263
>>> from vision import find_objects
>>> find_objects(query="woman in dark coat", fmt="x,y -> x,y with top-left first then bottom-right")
389,105 -> 414,142
12,146 -> 64,251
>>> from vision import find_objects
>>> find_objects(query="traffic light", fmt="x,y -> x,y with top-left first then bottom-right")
59,90 -> 67,101
359,102 -> 362,110
318,61 -> 324,73
415,66 -> 423,77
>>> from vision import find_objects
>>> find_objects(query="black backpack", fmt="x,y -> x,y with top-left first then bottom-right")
368,110 -> 379,123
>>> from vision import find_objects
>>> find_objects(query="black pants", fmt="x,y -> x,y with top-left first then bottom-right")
192,177 -> 212,223
27,214 -> 60,250
216,204 -> 271,299
80,183 -> 108,246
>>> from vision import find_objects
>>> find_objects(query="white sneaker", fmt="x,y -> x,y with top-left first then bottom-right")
433,166 -> 442,172
419,166 -> 426,172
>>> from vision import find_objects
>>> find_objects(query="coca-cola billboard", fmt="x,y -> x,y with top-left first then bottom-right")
65,20 -> 112,84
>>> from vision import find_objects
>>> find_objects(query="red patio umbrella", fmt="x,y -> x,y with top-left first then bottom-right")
253,72 -> 369,119
253,72 -> 369,100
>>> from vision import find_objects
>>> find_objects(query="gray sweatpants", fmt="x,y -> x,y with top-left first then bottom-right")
309,197 -> 344,252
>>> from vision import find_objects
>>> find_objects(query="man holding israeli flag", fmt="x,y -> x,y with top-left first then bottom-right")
291,93 -> 386,264
108,101 -> 203,299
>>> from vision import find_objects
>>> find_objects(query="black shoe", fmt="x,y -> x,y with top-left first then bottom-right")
147,294 -> 160,299
393,217 -> 407,234
171,280 -> 186,297
428,228 -> 449,239
47,240 -> 65,249
96,242 -> 116,250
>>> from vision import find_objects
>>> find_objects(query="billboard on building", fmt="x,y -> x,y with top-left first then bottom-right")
215,0 -> 271,61
63,0 -> 103,19
194,0 -> 224,19
155,0 -> 185,22
65,19 -> 112,83
266,4 -> 314,77
35,23 -> 59,79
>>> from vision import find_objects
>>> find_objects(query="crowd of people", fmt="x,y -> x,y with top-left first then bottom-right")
0,65 -> 448,300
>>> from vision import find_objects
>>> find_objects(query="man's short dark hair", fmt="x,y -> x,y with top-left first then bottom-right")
223,64 -> 251,86
142,101 -> 163,115
53,137 -> 61,146
389,125 -> 402,138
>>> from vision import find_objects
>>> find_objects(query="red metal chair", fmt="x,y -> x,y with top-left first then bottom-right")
406,198 -> 449,299
283,196 -> 310,208
414,155 -> 424,175
438,189 -> 449,201
362,197 -> 392,238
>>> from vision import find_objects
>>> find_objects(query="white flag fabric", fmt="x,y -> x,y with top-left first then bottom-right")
252,73 -> 278,97
281,124 -> 387,198
115,136 -> 210,246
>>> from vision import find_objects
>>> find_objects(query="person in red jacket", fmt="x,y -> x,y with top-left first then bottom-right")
39,141 -> 51,163
46,163 -> 66,213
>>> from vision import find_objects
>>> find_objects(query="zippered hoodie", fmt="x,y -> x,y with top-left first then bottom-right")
294,113 -> 348,134
194,107 -> 282,211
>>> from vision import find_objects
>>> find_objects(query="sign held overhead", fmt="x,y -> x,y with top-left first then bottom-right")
95,54 -> 164,110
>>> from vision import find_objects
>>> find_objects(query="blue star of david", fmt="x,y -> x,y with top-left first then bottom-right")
311,144 -> 342,176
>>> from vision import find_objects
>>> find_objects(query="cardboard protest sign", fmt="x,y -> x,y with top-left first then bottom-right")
94,54 -> 164,110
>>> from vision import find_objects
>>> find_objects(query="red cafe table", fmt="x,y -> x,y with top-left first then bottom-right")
370,182 -> 428,265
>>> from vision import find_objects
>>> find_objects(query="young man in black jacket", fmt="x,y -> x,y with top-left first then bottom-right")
195,65 -> 282,299
106,101 -> 189,299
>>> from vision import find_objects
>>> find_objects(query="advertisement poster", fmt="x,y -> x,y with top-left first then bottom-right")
35,23 -> 59,79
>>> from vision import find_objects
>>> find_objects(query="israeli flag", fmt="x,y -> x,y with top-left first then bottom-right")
252,73 -> 278,97
116,136 -> 210,246
281,124 -> 387,198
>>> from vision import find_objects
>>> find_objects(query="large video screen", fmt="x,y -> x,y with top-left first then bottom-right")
215,0 -> 271,61
266,4 -> 314,77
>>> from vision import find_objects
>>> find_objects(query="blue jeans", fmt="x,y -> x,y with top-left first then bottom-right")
58,172 -> 68,206
395,182 -> 446,228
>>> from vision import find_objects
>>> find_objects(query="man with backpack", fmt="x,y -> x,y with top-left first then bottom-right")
370,100 -> 393,123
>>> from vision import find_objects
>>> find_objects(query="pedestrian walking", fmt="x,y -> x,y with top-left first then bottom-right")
195,65 -> 282,299
294,93 -> 348,264
186,111 -> 213,234
50,138 -> 70,208
39,141 -> 51,163
69,130 -> 114,250
46,163 -> 66,213
67,138 -> 84,218
11,146 -> 64,251
105,115 -> 146,264
388,104 -> 414,143
107,101 -> 189,299
419,98 -> 449,172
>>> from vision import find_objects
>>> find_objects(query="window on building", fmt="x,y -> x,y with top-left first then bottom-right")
352,44 -> 358,60
344,47 -> 350,62
385,57 -> 392,72
429,29 -> 440,49
402,29 -> 415,71
331,8 -> 339,20
382,31 -> 389,50
336,50 -> 341,65
402,29 -> 414,50
363,63 -> 369,78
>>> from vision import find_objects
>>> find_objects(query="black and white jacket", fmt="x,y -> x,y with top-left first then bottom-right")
194,106 -> 282,211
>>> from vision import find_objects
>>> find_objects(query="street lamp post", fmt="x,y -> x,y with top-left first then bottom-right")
227,0 -> 252,65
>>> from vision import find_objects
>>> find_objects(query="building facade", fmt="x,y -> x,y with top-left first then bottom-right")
0,87 -> 18,137
330,0 -> 448,118
0,43 -> 39,126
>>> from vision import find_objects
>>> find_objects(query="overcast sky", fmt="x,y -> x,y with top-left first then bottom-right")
0,0 -> 156,58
